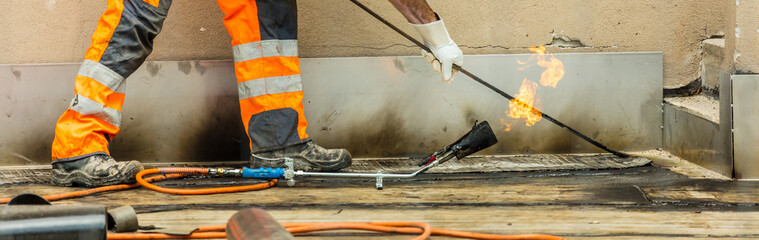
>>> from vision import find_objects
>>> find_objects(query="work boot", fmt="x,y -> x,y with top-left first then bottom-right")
250,141 -> 351,172
51,154 -> 144,187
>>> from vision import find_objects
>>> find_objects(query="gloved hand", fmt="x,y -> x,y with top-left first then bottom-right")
411,14 -> 463,83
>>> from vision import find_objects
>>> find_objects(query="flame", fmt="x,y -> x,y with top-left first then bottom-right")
500,45 -> 564,131
528,45 -> 546,54
506,79 -> 542,127
529,46 -> 565,88
499,118 -> 513,132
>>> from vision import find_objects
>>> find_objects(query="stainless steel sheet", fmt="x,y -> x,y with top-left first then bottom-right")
732,75 -> 759,179
301,53 -> 663,157
663,103 -> 730,176
0,53 -> 663,165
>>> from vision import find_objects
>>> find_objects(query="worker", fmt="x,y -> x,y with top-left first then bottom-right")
50,0 -> 464,187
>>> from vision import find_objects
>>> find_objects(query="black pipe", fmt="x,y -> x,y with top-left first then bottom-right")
0,205 -> 107,240
349,0 -> 629,158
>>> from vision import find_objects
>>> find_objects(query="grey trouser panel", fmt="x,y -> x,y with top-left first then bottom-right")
248,108 -> 304,153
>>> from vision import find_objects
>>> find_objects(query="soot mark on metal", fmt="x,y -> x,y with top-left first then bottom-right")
146,62 -> 161,77
188,72 -> 246,161
11,68 -> 21,79
344,109 -> 417,157
8,137 -> 52,165
177,62 -> 192,75
499,104 -> 640,154
193,61 -> 207,76
393,58 -> 405,73
182,94 -> 246,162
488,126 -> 583,155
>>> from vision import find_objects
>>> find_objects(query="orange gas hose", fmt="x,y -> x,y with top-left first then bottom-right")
0,173 -> 189,204
135,168 -> 277,195
282,222 -> 563,240
106,232 -> 226,239
5,169 -> 562,240
285,222 -> 432,240
429,229 -> 564,240
108,222 -> 565,240
1,167 -> 276,204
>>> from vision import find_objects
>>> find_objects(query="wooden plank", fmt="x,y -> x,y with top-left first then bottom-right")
133,205 -> 759,239
644,180 -> 759,204
631,150 -> 730,180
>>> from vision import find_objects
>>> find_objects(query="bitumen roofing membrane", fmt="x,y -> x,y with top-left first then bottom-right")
3,151 -> 759,239
0,154 -> 649,186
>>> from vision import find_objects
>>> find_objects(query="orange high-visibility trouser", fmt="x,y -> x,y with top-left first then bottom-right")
51,0 -> 308,163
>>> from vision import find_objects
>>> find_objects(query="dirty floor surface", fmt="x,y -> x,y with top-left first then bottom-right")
1,152 -> 758,239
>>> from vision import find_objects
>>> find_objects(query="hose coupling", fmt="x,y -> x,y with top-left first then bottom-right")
208,168 -> 243,177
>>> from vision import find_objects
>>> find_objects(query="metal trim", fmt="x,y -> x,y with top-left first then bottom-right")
731,74 -> 759,179
663,103 -> 730,176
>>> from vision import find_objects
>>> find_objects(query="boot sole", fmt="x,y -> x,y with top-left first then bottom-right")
51,166 -> 141,187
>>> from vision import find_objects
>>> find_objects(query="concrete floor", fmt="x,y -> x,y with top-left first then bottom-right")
1,151 -> 757,239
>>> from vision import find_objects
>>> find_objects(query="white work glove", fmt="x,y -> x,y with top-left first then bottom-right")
411,14 -> 464,83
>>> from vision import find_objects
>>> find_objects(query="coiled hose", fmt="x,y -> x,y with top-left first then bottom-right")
108,222 -> 565,240
2,168 -> 564,240
0,167 -> 276,204
135,168 -> 277,195
0,172 -> 189,204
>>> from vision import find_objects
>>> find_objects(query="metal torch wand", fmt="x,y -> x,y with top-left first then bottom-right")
349,0 -> 629,158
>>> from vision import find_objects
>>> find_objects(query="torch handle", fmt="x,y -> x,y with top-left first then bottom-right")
349,0 -> 629,158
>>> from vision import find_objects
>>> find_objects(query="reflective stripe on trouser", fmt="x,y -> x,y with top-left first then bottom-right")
51,0 -> 171,162
217,0 -> 310,153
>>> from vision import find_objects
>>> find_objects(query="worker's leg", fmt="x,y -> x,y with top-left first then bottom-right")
216,0 -> 351,171
50,0 -> 172,187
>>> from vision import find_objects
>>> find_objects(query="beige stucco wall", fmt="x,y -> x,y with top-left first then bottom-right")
1,0 -> 724,88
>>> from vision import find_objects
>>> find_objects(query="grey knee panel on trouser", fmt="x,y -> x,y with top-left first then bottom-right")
249,108 -> 308,153
100,0 -> 172,78
256,0 -> 298,40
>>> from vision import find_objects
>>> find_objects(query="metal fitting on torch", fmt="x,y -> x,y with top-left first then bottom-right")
208,168 -> 243,177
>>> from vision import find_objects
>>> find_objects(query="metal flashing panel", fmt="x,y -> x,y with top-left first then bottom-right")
732,75 -> 759,179
0,53 -> 662,164
663,103 -> 730,176
301,53 -> 663,157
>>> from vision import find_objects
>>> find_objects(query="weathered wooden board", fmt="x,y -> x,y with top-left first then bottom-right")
134,206 -> 759,239
2,160 -> 759,240
643,181 -> 759,204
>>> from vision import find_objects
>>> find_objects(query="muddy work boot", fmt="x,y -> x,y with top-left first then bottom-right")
250,141 -> 351,172
51,154 -> 144,187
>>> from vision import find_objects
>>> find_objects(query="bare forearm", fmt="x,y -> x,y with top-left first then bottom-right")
388,0 -> 438,24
